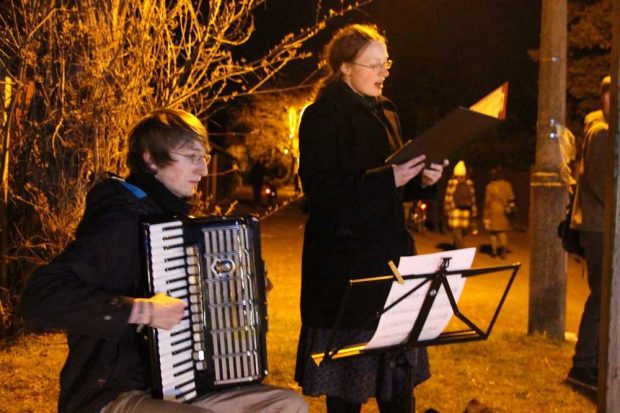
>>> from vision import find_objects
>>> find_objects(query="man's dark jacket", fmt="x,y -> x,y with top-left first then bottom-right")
298,80 -> 435,329
21,174 -> 188,413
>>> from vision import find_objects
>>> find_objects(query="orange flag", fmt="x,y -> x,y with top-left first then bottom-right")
469,82 -> 509,120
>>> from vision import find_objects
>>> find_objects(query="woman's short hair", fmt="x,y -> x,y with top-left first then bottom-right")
317,24 -> 386,96
126,108 -> 209,174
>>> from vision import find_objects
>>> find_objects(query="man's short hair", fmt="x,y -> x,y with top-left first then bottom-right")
126,108 -> 209,174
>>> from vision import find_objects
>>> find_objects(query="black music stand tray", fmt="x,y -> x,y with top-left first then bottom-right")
313,257 -> 521,365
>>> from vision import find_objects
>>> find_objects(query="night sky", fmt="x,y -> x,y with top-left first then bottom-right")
251,0 -> 542,140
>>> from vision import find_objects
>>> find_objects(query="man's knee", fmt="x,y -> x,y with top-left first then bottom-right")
263,386 -> 308,413
205,384 -> 308,413
290,392 -> 308,413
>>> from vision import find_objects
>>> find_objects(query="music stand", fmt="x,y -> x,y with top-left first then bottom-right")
313,254 -> 521,365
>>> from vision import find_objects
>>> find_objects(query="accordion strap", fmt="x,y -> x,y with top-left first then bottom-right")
119,180 -> 148,200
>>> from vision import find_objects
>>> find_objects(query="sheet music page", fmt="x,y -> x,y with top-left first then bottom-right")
364,248 -> 476,350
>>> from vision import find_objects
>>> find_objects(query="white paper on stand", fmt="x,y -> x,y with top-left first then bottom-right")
364,248 -> 476,350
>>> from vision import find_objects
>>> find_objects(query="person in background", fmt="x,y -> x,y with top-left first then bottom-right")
428,177 -> 449,234
295,24 -> 448,413
444,160 -> 477,249
247,155 -> 268,206
566,75 -> 611,394
21,108 -> 307,413
482,165 -> 515,259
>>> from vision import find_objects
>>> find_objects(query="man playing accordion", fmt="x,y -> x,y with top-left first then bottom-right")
21,108 -> 307,413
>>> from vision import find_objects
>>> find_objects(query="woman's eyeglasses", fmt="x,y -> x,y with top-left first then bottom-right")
350,59 -> 393,72
171,152 -> 212,165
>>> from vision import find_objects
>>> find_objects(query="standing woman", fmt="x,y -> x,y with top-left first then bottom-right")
482,165 -> 516,259
295,24 -> 448,413
443,161 -> 477,249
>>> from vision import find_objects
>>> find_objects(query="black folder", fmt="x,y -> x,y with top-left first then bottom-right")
385,107 -> 501,165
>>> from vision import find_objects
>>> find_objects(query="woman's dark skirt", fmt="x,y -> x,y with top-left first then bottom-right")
295,325 -> 430,404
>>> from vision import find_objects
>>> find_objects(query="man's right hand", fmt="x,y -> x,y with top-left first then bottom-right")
130,292 -> 187,330
148,292 -> 187,330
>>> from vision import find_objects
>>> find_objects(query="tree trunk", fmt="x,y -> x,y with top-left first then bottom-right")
528,0 -> 567,339
0,76 -> 12,289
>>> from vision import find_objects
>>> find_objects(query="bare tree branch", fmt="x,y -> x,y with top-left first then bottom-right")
0,0 -> 371,290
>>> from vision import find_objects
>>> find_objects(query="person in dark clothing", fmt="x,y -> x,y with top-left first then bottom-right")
566,75 -> 611,393
248,157 -> 268,206
294,24 -> 448,413
20,109 -> 307,413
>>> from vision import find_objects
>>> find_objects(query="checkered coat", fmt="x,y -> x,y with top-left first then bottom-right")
444,177 -> 477,229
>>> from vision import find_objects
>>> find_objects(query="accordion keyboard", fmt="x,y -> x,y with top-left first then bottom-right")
147,220 -> 201,402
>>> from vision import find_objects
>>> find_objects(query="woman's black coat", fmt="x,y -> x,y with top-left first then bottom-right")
298,81 -> 434,329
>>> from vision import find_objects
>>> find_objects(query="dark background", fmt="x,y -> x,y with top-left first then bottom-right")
241,0 -> 543,224
248,0 -> 541,143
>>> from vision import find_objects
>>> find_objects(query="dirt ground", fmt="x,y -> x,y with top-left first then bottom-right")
1,190 -> 596,412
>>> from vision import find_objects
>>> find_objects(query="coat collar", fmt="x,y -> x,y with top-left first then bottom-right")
318,80 -> 397,116
317,81 -> 402,152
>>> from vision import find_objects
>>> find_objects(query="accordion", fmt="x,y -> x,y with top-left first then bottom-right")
142,215 -> 269,403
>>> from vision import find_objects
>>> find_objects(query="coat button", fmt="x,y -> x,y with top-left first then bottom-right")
103,315 -> 112,321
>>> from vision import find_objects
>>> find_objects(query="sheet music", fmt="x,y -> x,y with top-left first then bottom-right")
364,248 -> 476,350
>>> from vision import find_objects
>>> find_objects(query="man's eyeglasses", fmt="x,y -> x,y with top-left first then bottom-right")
350,59 -> 393,72
171,151 -> 212,165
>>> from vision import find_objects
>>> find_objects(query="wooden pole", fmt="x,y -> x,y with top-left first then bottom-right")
599,1 -> 620,409
528,0 -> 567,339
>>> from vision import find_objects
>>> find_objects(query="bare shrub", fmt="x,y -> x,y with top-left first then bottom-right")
0,0 -> 370,332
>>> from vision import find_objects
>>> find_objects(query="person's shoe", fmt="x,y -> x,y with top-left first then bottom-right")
565,366 -> 598,392
498,247 -> 506,260
463,398 -> 496,413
